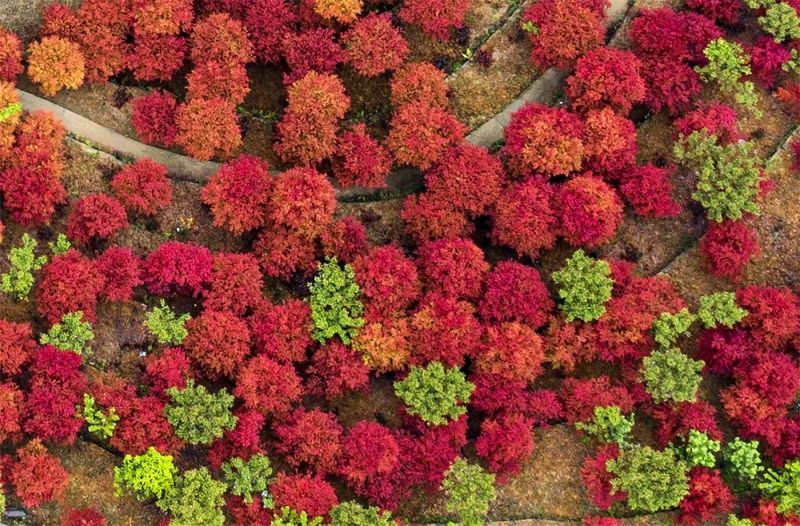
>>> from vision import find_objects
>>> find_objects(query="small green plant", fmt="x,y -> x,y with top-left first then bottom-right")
698,292 -> 748,328
552,249 -> 614,322
695,39 -> 760,115
145,300 -> 190,346
114,446 -> 177,502
724,437 -> 763,485
330,502 -> 395,526
0,101 -> 21,123
521,20 -> 539,34
157,467 -> 227,526
652,308 -> 696,349
575,406 -> 634,445
680,430 -> 721,468
394,362 -> 474,426
641,347 -> 704,403
759,2 -> 800,42
674,131 -> 761,222
270,507 -> 323,526
48,233 -> 72,256
607,446 -> 689,512
0,233 -> 47,301
759,459 -> 800,514
727,516 -> 755,526
308,258 -> 364,344
81,393 -> 119,439
221,454 -> 273,504
442,458 -> 496,526
40,311 -> 94,355
165,380 -> 237,445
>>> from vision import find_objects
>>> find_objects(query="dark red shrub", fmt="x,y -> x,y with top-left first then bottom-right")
469,373 -> 529,418
700,219 -> 760,282
721,352 -> 800,424
686,0 -> 741,24
0,320 -> 35,376
478,322 -> 545,382
475,413 -> 535,482
144,347 -> 192,396
396,415 -> 467,491
253,226 -> 318,279
175,97 -> 242,161
201,154 -> 273,236
0,382 -> 23,443
741,499 -> 800,526
417,237 -> 488,300
37,249 -> 104,325
560,376 -> 634,425
502,104 -> 585,178
338,422 -> 400,486
581,444 -> 624,511
566,47 -> 646,114
618,164 -> 681,218
582,108 -> 637,176
269,167 -> 337,237
111,158 -> 173,217
207,410 -> 265,469
271,473 -> 339,518
422,143 -> 504,218
674,104 -> 740,144
95,247 -> 142,302
409,293 -> 482,367
249,299 -> 312,363
274,408 -> 342,474
332,124 -> 392,189
234,355 -> 302,414
128,34 -> 186,82
306,341 -> 371,399
62,508 -> 107,526
244,0 -> 297,64
0,29 -> 22,82
190,12 -> 254,67
111,395 -> 183,455
226,496 -> 272,526
522,0 -> 605,69
131,91 -> 178,147
186,61 -> 250,105
736,286 -> 800,349
678,467 -> 734,525
584,518 -> 621,526
10,440 -> 69,508
629,8 -> 722,64
557,173 -> 623,247
400,193 -> 473,244
343,13 -> 408,76
478,261 -> 553,328
390,62 -> 449,108
387,102 -> 466,170
639,58 -> 703,115
352,244 -> 420,320
66,193 -> 129,246
205,253 -> 263,316
320,216 -> 369,263
695,327 -> 754,376
399,0 -> 470,40
281,28 -> 344,85
650,400 -> 723,447
491,177 -> 558,258
0,166 -> 66,227
142,241 -> 213,298
184,310 -> 251,379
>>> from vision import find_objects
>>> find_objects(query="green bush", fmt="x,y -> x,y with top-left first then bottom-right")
0,101 -> 21,123
165,380 -> 237,445
674,130 -> 761,222
114,446 -> 177,502
81,393 -> 119,439
698,292 -> 748,329
308,258 -> 364,344
394,362 -> 474,425
48,234 -> 72,256
682,430 -> 721,468
221,454 -> 273,504
759,2 -> 800,42
329,502 -> 395,526
727,516 -> 754,526
270,507 -> 323,526
0,233 -> 46,301
724,437 -> 763,485
442,458 -> 496,526
575,406 -> 634,445
641,347 -> 704,403
607,446 -> 689,512
652,308 -> 696,349
145,300 -> 190,346
552,249 -> 613,322
157,467 -> 227,526
759,459 -> 800,514
40,311 -> 94,355
695,38 -> 759,114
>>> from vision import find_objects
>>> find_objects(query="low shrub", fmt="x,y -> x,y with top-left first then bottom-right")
165,380 -> 237,445
26,37 -> 85,96
111,159 -> 172,217
394,362 -> 474,425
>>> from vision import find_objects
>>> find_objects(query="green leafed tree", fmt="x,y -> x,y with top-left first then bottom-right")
145,299 -> 190,346
442,458 -> 496,526
270,507 -> 323,526
114,446 -> 177,502
552,249 -> 613,322
308,258 -> 364,344
724,437 -> 763,485
165,380 -> 237,445
0,233 -> 46,301
695,38 -> 760,114
698,292 -> 748,328
157,467 -> 227,526
607,446 -> 690,512
652,308 -> 696,349
641,347 -> 704,403
221,454 -> 273,504
680,429 -> 721,468
329,502 -> 396,526
81,393 -> 119,439
575,406 -> 634,445
759,2 -> 800,42
40,311 -> 94,355
394,361 -> 474,425
759,459 -> 800,514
